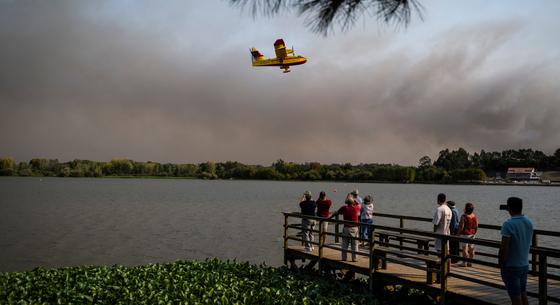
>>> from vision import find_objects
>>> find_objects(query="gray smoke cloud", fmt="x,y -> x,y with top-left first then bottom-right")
1,1 -> 559,165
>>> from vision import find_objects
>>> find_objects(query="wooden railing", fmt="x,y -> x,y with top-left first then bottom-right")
283,212 -> 560,305
370,212 -> 560,272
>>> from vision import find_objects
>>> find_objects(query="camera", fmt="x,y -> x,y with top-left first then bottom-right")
499,204 -> 508,210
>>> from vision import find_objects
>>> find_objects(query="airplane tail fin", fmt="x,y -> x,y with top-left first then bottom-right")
250,48 -> 264,62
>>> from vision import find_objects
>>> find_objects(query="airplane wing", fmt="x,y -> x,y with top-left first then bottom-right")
274,39 -> 288,60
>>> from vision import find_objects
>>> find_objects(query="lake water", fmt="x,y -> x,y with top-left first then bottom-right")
1,177 -> 559,272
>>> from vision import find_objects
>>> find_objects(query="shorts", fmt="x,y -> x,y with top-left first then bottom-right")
321,221 -> 329,234
501,266 -> 529,297
460,234 -> 475,249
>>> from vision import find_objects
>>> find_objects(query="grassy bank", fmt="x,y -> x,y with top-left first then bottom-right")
0,259 -> 434,305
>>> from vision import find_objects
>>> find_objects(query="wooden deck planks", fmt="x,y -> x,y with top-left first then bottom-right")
286,244 -> 560,305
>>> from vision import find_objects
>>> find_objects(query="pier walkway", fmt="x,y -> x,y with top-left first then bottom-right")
283,212 -> 560,305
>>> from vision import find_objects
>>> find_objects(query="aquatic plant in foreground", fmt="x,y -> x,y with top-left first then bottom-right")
0,259 -> 434,304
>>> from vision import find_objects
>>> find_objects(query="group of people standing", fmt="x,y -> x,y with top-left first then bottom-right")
432,193 -> 534,305
432,193 -> 479,266
298,189 -> 374,262
300,190 -> 534,305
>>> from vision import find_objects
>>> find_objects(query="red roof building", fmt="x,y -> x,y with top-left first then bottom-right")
506,167 -> 539,181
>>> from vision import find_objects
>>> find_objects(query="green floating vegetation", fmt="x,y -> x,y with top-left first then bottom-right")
0,259 -> 434,305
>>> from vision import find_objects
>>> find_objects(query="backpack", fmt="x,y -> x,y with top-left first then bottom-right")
450,208 -> 459,233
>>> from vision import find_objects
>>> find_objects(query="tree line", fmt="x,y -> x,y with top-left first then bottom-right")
1,148 -> 559,183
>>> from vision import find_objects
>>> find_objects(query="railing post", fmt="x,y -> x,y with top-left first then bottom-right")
539,253 -> 548,305
532,232 -> 539,273
300,215 -> 305,246
335,214 -> 340,244
283,214 -> 289,265
368,224 -> 376,291
399,216 -> 404,251
318,219 -> 324,271
439,237 -> 448,305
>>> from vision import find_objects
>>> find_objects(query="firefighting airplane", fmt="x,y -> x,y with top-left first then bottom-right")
250,39 -> 307,73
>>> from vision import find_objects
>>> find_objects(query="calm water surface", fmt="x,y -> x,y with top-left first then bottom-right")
1,177 -> 559,272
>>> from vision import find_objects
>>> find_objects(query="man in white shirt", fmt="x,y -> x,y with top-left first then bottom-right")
433,193 -> 452,253
432,193 -> 452,283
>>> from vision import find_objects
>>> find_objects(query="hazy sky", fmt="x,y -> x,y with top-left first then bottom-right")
1,0 -> 559,165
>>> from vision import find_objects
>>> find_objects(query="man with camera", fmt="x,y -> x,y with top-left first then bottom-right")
499,197 -> 534,305
330,193 -> 361,262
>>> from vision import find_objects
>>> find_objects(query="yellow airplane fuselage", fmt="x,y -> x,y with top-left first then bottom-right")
252,56 -> 307,67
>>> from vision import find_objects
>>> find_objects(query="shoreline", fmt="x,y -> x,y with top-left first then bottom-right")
1,175 -> 558,187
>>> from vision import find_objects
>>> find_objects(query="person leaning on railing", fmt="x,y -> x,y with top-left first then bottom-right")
329,193 -> 361,262
457,202 -> 478,267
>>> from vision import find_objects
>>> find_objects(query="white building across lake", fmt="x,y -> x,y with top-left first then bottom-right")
505,167 -> 540,181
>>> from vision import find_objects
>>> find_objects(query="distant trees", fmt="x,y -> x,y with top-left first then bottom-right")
416,165 -> 445,182
415,147 -> 560,183
198,161 -> 218,179
434,148 -> 470,171
0,157 -> 15,176
177,164 -> 198,177
106,159 -> 134,176
433,147 -> 558,174
0,157 -> 417,182
1,147 -> 558,182
554,149 -> 560,168
418,156 -> 432,168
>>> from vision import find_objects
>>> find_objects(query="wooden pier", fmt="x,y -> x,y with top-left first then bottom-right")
283,212 -> 560,305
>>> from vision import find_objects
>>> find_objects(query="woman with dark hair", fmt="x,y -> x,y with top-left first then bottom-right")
458,202 -> 478,267
316,191 -> 332,246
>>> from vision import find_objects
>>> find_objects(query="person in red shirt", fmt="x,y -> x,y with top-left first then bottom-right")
458,202 -> 478,267
330,193 -> 361,262
316,191 -> 332,246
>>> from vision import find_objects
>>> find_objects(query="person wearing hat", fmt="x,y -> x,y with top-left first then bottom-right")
299,191 -> 317,252
447,200 -> 460,263
359,195 -> 375,247
351,189 -> 363,205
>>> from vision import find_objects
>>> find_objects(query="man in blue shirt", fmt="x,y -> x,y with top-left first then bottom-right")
499,197 -> 533,305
